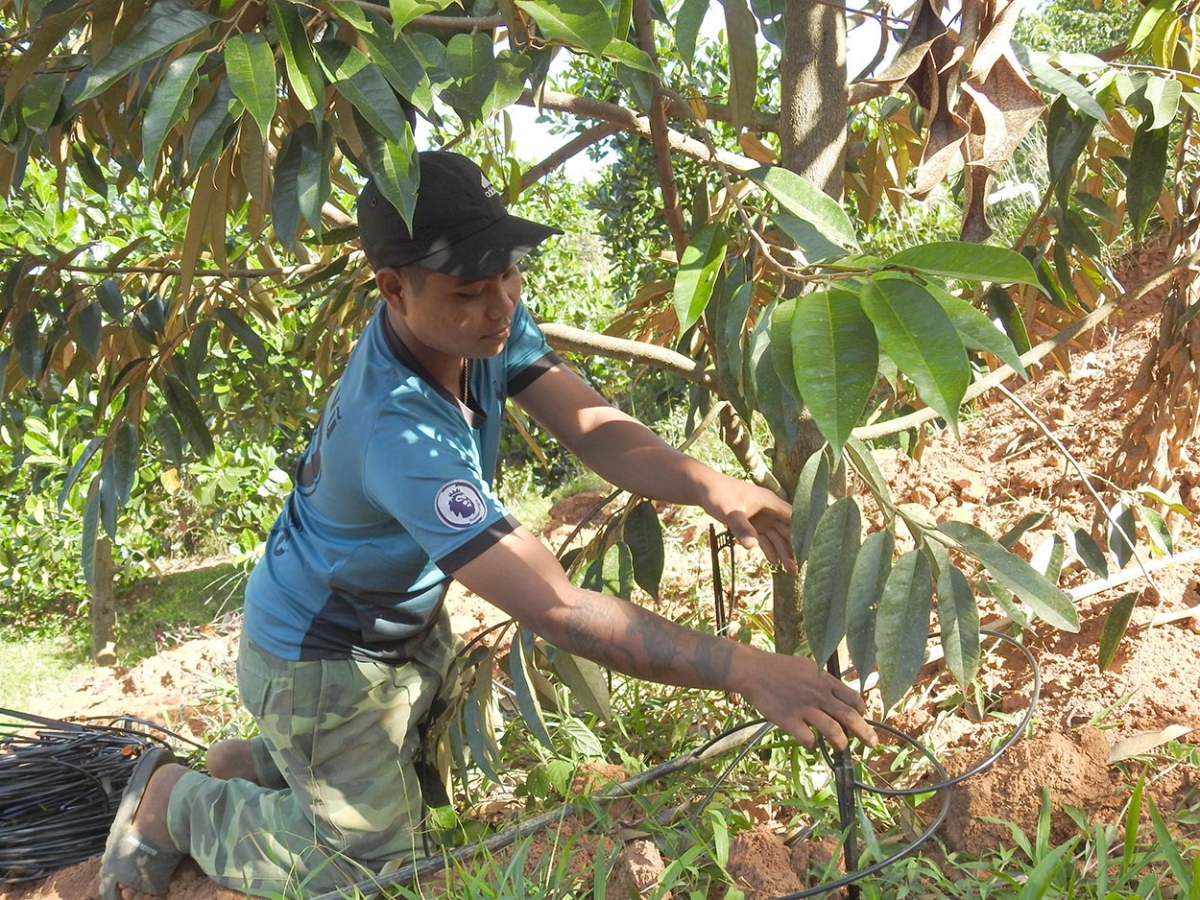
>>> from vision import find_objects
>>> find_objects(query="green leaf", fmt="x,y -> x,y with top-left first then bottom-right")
748,301 -> 803,449
846,530 -> 893,682
362,122 -> 418,234
187,79 -> 239,171
511,626 -> 554,750
58,434 -> 104,511
1030,533 -> 1065,583
937,565 -> 980,688
71,0 -> 216,103
1015,839 -> 1079,900
747,165 -> 857,249
72,142 -> 108,199
1098,591 -> 1137,671
515,0 -> 613,56
162,372 -> 214,458
14,311 -> 42,379
724,0 -> 758,132
673,224 -> 727,332
924,282 -> 1027,378
624,500 -> 664,600
99,452 -> 118,540
876,550 -> 933,712
142,51 -> 203,173
938,521 -> 1080,632
1071,526 -> 1108,579
154,414 -> 184,466
802,497 -> 861,664
862,275 -> 970,435
676,0 -> 709,67
767,296 -> 800,403
1143,75 -> 1182,130
790,447 -> 829,569
885,241 -> 1040,287
464,655 -> 502,782
270,0 -> 325,111
443,32 -> 497,121
358,27 -> 433,114
791,288 -> 878,457
488,49 -> 531,115
388,0 -> 456,30
297,123 -> 333,235
1046,94 -> 1097,188
583,541 -> 634,600
985,285 -> 1031,355
715,270 -> 752,420
1107,501 -> 1137,569
545,646 -> 611,719
1136,504 -> 1173,557
1126,122 -> 1169,238
1128,0 -> 1176,54
111,421 -> 138,506
97,279 -> 124,320
224,33 -> 277,139
1122,772 -> 1146,879
20,73 -> 66,133
81,478 -> 100,591
272,126 -> 304,252
602,39 -> 659,75
1147,795 -> 1193,892
214,308 -> 269,364
1012,42 -> 1108,123
316,41 -> 411,143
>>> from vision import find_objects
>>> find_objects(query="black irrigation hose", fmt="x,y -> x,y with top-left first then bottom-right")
0,707 -> 204,883
687,628 -> 1039,899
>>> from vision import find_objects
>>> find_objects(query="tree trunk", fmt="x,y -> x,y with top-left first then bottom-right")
779,0 -> 848,197
91,536 -> 117,665
772,2 -> 849,655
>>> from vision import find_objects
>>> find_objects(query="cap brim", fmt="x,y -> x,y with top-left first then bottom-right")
410,215 -> 562,280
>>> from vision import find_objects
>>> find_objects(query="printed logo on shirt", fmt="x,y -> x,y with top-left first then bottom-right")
435,480 -> 487,528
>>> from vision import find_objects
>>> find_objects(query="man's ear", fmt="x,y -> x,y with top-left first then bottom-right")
376,267 -> 406,311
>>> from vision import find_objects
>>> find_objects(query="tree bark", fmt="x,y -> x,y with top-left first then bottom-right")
91,536 -> 117,665
779,0 -> 848,197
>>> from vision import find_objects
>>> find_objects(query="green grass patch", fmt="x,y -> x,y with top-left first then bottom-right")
0,559 -> 248,712
112,560 -> 247,664
0,635 -> 83,711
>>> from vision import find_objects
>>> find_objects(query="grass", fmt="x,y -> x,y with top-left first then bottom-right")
0,559 -> 247,712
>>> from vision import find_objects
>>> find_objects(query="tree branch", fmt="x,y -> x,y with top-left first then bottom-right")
539,322 -> 717,393
518,90 -> 759,173
518,122 -> 620,192
633,0 -> 689,257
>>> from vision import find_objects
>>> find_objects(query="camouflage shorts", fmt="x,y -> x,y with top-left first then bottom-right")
166,611 -> 458,898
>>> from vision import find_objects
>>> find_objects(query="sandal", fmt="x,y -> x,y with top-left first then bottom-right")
98,746 -> 186,899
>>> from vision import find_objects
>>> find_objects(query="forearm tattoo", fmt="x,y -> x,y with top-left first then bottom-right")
561,592 -> 735,689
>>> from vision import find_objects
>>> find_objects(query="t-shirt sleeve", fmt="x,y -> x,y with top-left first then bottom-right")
361,399 -> 519,573
506,302 -> 562,395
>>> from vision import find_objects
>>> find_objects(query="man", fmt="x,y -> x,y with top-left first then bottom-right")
100,151 -> 874,900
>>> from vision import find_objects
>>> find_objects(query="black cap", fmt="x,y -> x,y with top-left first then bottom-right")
357,151 -> 562,281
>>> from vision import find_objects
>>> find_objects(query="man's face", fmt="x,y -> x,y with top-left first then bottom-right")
385,264 -> 523,364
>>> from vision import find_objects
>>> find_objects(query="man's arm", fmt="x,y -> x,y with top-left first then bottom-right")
514,364 -> 796,571
449,526 -> 875,751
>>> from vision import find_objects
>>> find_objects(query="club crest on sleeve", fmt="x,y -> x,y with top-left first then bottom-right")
435,480 -> 486,528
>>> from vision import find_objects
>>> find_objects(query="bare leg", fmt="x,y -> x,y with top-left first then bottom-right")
205,738 -> 260,783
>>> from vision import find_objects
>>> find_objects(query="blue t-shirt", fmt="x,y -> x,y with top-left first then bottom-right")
244,300 -> 560,662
